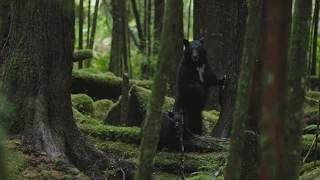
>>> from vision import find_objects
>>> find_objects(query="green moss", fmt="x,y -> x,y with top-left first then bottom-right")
0,92 -> 16,131
202,110 -> 219,136
73,49 -> 93,62
93,99 -> 114,121
77,124 -> 141,144
186,172 -> 212,180
300,167 -> 320,180
73,108 -> 101,125
153,172 -> 179,180
71,94 -> 95,115
303,125 -> 317,134
300,161 -> 320,175
76,67 -> 102,74
4,140 -> 27,179
306,91 -> 320,100
304,96 -> 318,112
72,70 -> 152,89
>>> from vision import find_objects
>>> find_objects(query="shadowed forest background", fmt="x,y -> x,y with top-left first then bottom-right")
0,0 -> 320,179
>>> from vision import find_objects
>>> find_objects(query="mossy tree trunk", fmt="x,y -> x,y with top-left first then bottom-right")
2,0 -> 133,178
285,0 -> 312,179
258,0 -> 292,179
153,0 -> 164,55
224,0 -> 263,179
193,0 -> 230,110
78,0 -> 84,69
211,1 -> 246,138
310,0 -> 319,77
135,0 -> 183,179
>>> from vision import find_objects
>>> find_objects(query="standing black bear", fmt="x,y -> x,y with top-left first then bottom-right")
172,37 -> 225,136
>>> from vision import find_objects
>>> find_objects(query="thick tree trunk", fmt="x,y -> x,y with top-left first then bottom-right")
258,0 -> 292,179
224,0 -> 263,179
285,0 -> 312,179
135,0 -> 184,179
2,0 -> 133,178
211,1 -> 246,138
193,0 -> 230,110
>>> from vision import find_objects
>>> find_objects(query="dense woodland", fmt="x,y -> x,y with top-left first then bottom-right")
1,0 -> 320,179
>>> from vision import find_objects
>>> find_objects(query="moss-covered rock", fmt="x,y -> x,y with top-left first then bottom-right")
5,139 -> 27,179
71,94 -> 94,115
93,99 -> 114,121
71,69 -> 152,100
104,85 -> 174,127
73,108 -> 101,125
202,110 -> 219,136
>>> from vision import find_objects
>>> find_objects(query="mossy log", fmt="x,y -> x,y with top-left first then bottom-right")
71,94 -> 95,115
71,70 -> 152,100
72,49 -> 93,62
78,124 -> 225,152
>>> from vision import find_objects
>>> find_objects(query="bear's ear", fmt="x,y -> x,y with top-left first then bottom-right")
199,37 -> 204,44
183,39 -> 190,47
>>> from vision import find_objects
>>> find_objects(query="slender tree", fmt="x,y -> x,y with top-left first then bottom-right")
88,0 -> 99,50
86,0 -> 91,48
224,0 -> 263,179
285,0 -> 312,179
130,0 -> 144,50
153,0 -> 164,55
259,0 -> 292,179
135,0 -> 183,179
311,0 -> 319,76
211,1 -> 246,138
2,0 -> 133,178
78,0 -> 84,68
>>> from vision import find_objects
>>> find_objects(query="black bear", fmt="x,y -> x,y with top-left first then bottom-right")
172,37 -> 225,136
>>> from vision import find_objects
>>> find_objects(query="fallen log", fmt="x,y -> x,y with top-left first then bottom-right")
73,49 -> 93,62
71,70 -> 152,100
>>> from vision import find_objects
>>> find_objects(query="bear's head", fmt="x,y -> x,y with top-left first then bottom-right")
183,37 -> 207,66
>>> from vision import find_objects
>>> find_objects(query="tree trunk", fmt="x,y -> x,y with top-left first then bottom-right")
224,0 -> 263,179
193,0 -> 230,110
2,0 -> 133,178
0,1 -> 9,48
285,0 -> 312,179
86,0 -> 91,49
165,0 -> 184,97
210,1 -> 246,138
88,0 -> 99,50
310,0 -> 319,77
130,0 -> 144,50
78,0 -> 84,69
258,0 -> 292,179
153,0 -> 164,55
135,0 -> 184,179
109,0 -> 122,76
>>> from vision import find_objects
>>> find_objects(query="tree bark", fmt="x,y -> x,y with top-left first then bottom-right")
130,0 -> 144,50
88,0 -> 99,50
224,0 -> 263,179
193,0 -> 230,110
86,0 -> 91,49
310,0 -> 319,77
2,0 -> 133,178
210,1 -> 246,138
135,0 -> 184,179
78,0 -> 84,69
109,0 -> 122,76
258,0 -> 292,179
153,0 -> 164,55
285,0 -> 312,179
0,0 -> 9,49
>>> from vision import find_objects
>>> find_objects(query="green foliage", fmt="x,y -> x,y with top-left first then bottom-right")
304,96 -> 318,112
306,91 -> 320,100
4,140 -> 27,179
300,167 -> 320,180
71,94 -> 95,115
93,99 -> 114,120
303,125 -> 317,134
300,161 -> 319,175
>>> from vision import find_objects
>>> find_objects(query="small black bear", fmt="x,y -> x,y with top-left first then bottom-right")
172,37 -> 225,136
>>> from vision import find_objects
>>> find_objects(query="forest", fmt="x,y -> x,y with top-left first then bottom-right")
0,0 -> 320,179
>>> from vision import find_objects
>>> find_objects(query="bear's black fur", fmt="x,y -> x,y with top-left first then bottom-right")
172,37 -> 225,136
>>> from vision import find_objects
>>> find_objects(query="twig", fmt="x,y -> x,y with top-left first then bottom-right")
120,168 -> 125,180
303,137 -> 316,163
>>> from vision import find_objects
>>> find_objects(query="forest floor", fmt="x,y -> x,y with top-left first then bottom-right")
4,69 -> 320,180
